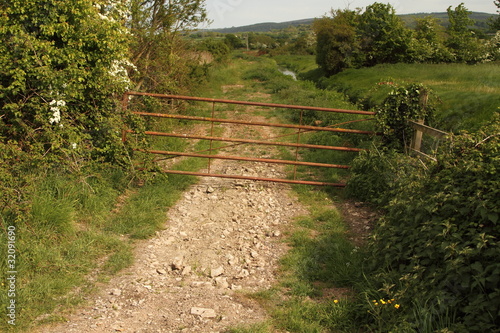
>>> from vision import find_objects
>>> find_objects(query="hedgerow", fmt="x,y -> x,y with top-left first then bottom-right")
348,113 -> 500,331
0,0 -> 133,164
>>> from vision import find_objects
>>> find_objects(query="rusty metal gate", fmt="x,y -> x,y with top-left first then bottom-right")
121,92 -> 376,187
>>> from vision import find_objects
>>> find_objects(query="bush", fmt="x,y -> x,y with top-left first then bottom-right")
0,0 -> 132,164
375,83 -> 436,150
355,114 -> 500,331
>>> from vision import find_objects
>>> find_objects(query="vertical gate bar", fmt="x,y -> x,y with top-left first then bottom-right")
208,101 -> 216,174
293,110 -> 304,180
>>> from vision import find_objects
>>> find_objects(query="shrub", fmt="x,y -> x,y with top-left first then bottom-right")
364,113 -> 500,331
375,83 -> 436,150
0,0 -> 132,164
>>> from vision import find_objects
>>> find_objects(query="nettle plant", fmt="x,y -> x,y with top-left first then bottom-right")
0,0 -> 134,164
368,114 -> 500,331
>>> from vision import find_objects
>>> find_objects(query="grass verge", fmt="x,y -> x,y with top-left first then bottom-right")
0,161 -> 201,332
234,185 -> 370,333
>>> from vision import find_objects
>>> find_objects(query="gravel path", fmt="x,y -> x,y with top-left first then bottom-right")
36,90 -> 310,333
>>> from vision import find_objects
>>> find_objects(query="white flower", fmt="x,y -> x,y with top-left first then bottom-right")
109,59 -> 135,88
71,143 -> 77,149
49,107 -> 61,124
48,99 -> 66,124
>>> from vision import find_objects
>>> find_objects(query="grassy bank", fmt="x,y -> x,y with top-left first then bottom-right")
317,62 -> 500,132
0,162 -> 205,331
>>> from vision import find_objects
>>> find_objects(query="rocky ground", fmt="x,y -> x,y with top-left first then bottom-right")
36,88 -> 375,333
36,91 -> 311,333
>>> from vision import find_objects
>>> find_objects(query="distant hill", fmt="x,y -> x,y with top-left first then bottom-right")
399,12 -> 497,32
207,18 -> 315,33
207,12 -> 498,33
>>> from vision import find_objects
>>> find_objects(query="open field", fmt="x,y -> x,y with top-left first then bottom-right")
317,62 -> 500,132
273,54 -> 500,132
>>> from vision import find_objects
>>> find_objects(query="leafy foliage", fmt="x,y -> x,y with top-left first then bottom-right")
409,16 -> 454,63
313,10 -> 361,75
375,83 -> 435,149
358,3 -> 413,66
313,2 -> 498,75
129,0 -> 209,93
445,4 -> 489,63
0,0 -> 132,162
491,0 -> 500,30
348,114 -> 500,331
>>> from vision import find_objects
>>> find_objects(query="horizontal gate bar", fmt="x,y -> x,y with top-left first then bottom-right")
139,149 -> 350,169
125,91 -> 376,116
132,111 -> 377,135
130,130 -> 364,152
156,169 -> 346,187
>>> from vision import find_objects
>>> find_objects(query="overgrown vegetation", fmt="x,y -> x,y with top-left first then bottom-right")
0,0 -> 228,330
1,0 -> 499,331
346,114 -> 500,331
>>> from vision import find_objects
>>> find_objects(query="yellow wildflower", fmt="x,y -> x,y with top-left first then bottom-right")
333,299 -> 339,304
394,304 -> 400,309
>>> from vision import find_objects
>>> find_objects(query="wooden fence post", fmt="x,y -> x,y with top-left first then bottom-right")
412,119 -> 425,152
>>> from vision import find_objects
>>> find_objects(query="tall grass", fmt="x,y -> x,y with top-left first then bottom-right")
0,167 -> 132,331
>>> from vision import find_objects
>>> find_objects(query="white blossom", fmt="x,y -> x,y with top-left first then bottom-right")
49,108 -> 61,124
109,59 -> 136,88
48,99 -> 65,124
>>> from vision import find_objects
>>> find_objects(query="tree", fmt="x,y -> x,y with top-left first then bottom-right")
128,0 -> 209,93
358,3 -> 413,66
313,9 -> 361,75
0,0 -> 132,162
446,3 -> 486,63
224,34 -> 244,49
410,16 -> 453,63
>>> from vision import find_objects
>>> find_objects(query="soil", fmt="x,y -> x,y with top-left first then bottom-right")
35,86 -> 374,333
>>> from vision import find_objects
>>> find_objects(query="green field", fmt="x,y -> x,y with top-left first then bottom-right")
317,62 -> 500,132
273,54 -> 500,132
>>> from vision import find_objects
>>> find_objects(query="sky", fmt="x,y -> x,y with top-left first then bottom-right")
202,0 -> 498,29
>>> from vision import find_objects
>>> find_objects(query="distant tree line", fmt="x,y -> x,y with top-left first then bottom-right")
313,2 -> 500,75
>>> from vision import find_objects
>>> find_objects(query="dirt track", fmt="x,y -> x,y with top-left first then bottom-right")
37,89 -> 309,332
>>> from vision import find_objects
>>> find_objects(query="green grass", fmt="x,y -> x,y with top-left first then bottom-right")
0,166 -> 200,332
238,186 -> 369,333
272,54 -> 318,76
319,62 -> 500,132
